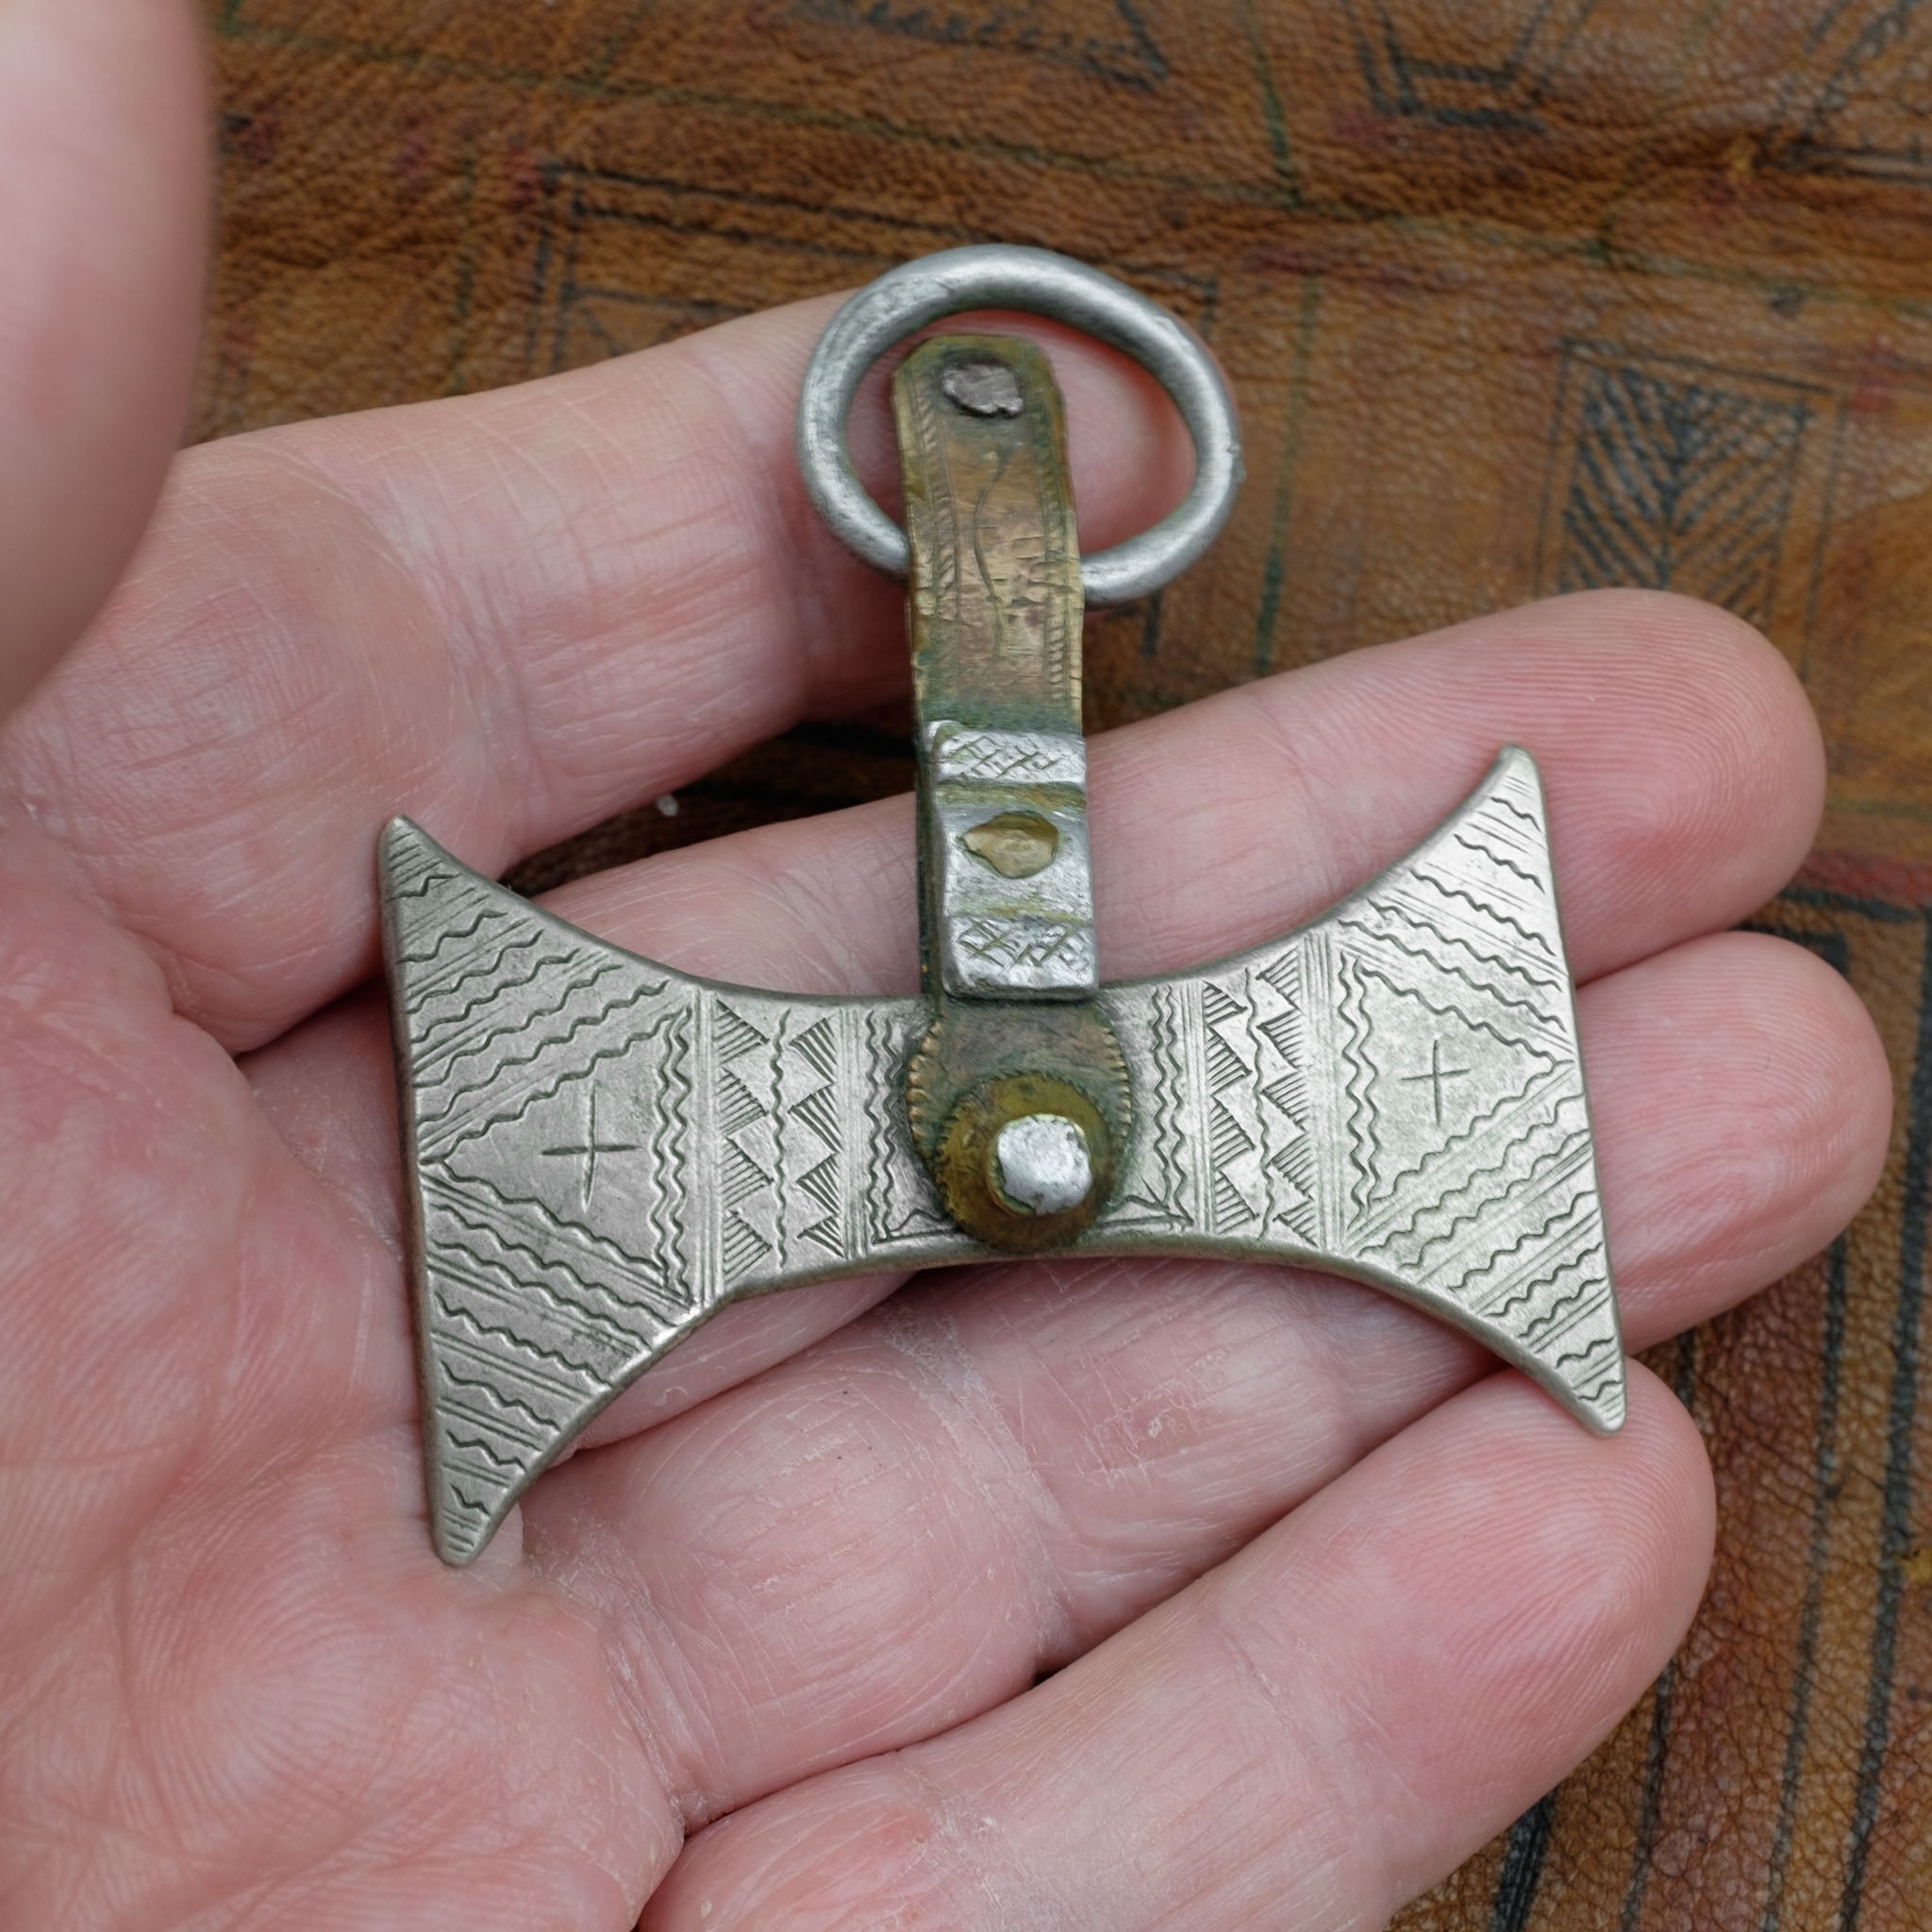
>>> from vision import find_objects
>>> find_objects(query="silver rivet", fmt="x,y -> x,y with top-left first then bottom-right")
942,356 -> 1024,418
992,1113 -> 1093,1217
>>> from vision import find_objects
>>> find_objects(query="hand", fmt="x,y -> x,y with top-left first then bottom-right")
0,8 -> 1890,1927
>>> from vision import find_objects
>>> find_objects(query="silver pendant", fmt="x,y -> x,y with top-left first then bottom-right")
381,248 -> 1624,1567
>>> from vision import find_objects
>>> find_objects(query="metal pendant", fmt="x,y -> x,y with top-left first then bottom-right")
381,246 -> 1624,1567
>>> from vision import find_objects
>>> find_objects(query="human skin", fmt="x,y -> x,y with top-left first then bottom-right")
0,5 -> 1893,1927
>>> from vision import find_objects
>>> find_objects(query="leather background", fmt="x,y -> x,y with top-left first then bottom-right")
199,4 -> 1929,1925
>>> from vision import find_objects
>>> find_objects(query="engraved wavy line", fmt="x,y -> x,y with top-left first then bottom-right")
1520,1259 -> 1607,1344
439,1396 -> 543,1456
432,1291 -> 608,1378
1338,958 -> 1377,1226
413,959 -> 625,1108
1339,914 -> 1555,1019
1457,1199 -> 1595,1317
1454,825 -> 1545,892
1490,1252 -> 1601,1340
1405,869 -> 1553,956
436,1326 -> 583,1405
445,1432 -> 523,1473
1118,985 -> 1188,1225
1489,788 -> 1541,831
397,903 -> 507,965
414,961 -> 636,1113
433,1162 -> 676,1307
1397,1112 -> 1585,1263
436,1208 -> 644,1338
1385,1113 -> 1587,1266
418,974 -> 646,1140
412,936 -> 555,1043
648,1003 -> 692,1307
437,1362 -> 554,1434
416,947 -> 577,1063
1356,959 -> 1555,1058
388,862 -> 459,900
1474,1203 -> 1599,1322
1553,1333 -> 1618,1374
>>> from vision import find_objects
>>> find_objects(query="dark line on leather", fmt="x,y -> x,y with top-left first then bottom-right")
1617,1327 -> 1698,1929
1738,909 -> 1857,1932
1840,907 -> 1932,1928
1491,1791 -> 1557,1932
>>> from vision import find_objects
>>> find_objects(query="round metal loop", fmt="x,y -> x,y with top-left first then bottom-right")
795,244 -> 1242,606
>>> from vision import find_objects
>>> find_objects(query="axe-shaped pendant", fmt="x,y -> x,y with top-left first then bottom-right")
381,248 -> 1624,1566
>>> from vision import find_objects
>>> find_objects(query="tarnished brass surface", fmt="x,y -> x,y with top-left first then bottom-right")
892,334 -> 1131,1243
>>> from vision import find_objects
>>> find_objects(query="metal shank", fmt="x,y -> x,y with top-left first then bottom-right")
795,244 -> 1243,605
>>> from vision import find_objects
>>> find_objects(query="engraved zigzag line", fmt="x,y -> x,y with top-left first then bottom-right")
1417,1139 -> 1594,1276
445,1433 -> 522,1473
437,1362 -> 554,1436
436,1327 -> 583,1404
648,1005 -> 691,1306
1338,958 -> 1377,1226
434,1208 -> 645,1339
1449,826 -> 1545,901
423,986 -> 656,1151
433,1290 -> 608,1380
398,904 -> 505,965
413,937 -> 556,1043
1404,870 -> 1554,956
1376,1109 -> 1585,1263
1487,1224 -> 1604,1329
1456,824 -> 1544,890
1341,913 -> 1557,1017
413,962 -> 634,1118
429,1165 -> 678,1312
389,863 -> 459,901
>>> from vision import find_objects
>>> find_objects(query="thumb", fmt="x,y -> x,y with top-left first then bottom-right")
0,0 -> 208,719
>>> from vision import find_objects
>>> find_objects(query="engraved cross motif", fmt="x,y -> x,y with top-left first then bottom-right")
1403,1038 -> 1471,1127
540,1086 -> 638,1209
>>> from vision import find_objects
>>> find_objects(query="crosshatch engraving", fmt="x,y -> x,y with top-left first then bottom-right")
1538,343 -> 1824,630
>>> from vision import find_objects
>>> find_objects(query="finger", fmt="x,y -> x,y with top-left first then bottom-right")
0,0 -> 206,716
515,930 -> 1883,1819
531,589 -> 1820,1003
638,1369 -> 1713,1931
1,294 -> 1190,1048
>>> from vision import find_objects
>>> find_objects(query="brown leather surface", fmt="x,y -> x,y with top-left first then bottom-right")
200,4 -> 1930,1924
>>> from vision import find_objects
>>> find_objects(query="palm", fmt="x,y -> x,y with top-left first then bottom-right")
0,11 -> 1891,1929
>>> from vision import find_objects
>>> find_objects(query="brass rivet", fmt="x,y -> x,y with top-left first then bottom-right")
962,810 -> 1058,879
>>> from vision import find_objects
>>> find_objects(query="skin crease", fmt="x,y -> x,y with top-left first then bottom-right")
0,9 -> 1895,1931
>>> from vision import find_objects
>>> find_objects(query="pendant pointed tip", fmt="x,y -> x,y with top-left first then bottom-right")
1574,1369 -> 1629,1436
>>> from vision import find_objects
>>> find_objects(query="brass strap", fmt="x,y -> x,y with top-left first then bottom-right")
893,335 -> 1096,1002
